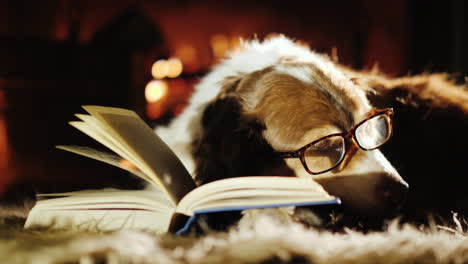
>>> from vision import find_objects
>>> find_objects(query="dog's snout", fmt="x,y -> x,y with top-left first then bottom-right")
315,172 -> 408,217
377,176 -> 409,212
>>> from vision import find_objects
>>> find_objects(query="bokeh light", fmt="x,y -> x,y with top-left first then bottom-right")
166,58 -> 183,78
145,80 -> 168,103
151,60 -> 169,79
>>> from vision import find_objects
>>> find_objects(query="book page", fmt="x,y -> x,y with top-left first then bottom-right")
56,145 -> 154,185
74,114 -> 148,173
68,119 -> 160,187
36,189 -> 174,210
74,114 -> 153,173
176,176 -> 334,215
82,106 -> 197,203
25,189 -> 175,233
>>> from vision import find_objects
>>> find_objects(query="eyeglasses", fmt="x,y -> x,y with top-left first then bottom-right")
276,108 -> 394,175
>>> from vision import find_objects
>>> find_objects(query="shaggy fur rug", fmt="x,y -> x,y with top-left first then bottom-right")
1,207 -> 468,264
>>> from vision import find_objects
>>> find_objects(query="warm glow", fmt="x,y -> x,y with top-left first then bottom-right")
175,44 -> 198,73
176,45 -> 197,65
230,35 -> 241,51
145,80 -> 168,103
146,102 -> 165,120
166,58 -> 183,78
0,89 -> 12,195
151,60 -> 169,79
211,34 -> 230,58
119,159 -> 138,171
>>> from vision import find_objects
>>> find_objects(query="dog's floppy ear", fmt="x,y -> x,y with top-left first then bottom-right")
192,76 -> 291,185
348,71 -> 468,112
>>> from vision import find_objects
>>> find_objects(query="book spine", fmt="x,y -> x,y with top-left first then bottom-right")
168,213 -> 192,234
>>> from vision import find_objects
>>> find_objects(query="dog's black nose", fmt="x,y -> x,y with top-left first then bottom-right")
376,176 -> 409,213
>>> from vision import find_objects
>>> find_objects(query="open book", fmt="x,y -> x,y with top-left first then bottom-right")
24,106 -> 339,234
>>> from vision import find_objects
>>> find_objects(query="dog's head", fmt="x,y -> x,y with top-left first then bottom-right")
192,37 -> 408,217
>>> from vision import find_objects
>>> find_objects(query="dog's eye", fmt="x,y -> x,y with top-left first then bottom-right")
312,140 -> 329,150
308,137 -> 344,155
313,138 -> 339,149
304,136 -> 346,173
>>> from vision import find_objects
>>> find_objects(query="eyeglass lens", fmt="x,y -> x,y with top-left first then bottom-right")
304,136 -> 345,173
355,114 -> 391,150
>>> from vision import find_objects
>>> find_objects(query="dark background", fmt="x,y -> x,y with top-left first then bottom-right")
0,0 -> 467,223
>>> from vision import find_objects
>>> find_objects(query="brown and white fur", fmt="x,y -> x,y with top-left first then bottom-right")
156,36 -> 409,218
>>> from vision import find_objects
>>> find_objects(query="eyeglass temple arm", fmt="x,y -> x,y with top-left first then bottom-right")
277,151 -> 301,158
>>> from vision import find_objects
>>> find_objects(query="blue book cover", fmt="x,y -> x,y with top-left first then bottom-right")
170,198 -> 341,235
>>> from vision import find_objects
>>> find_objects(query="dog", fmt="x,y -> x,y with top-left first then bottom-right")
156,35 -> 409,218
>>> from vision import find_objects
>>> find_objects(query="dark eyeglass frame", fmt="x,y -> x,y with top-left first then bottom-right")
276,108 -> 394,175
